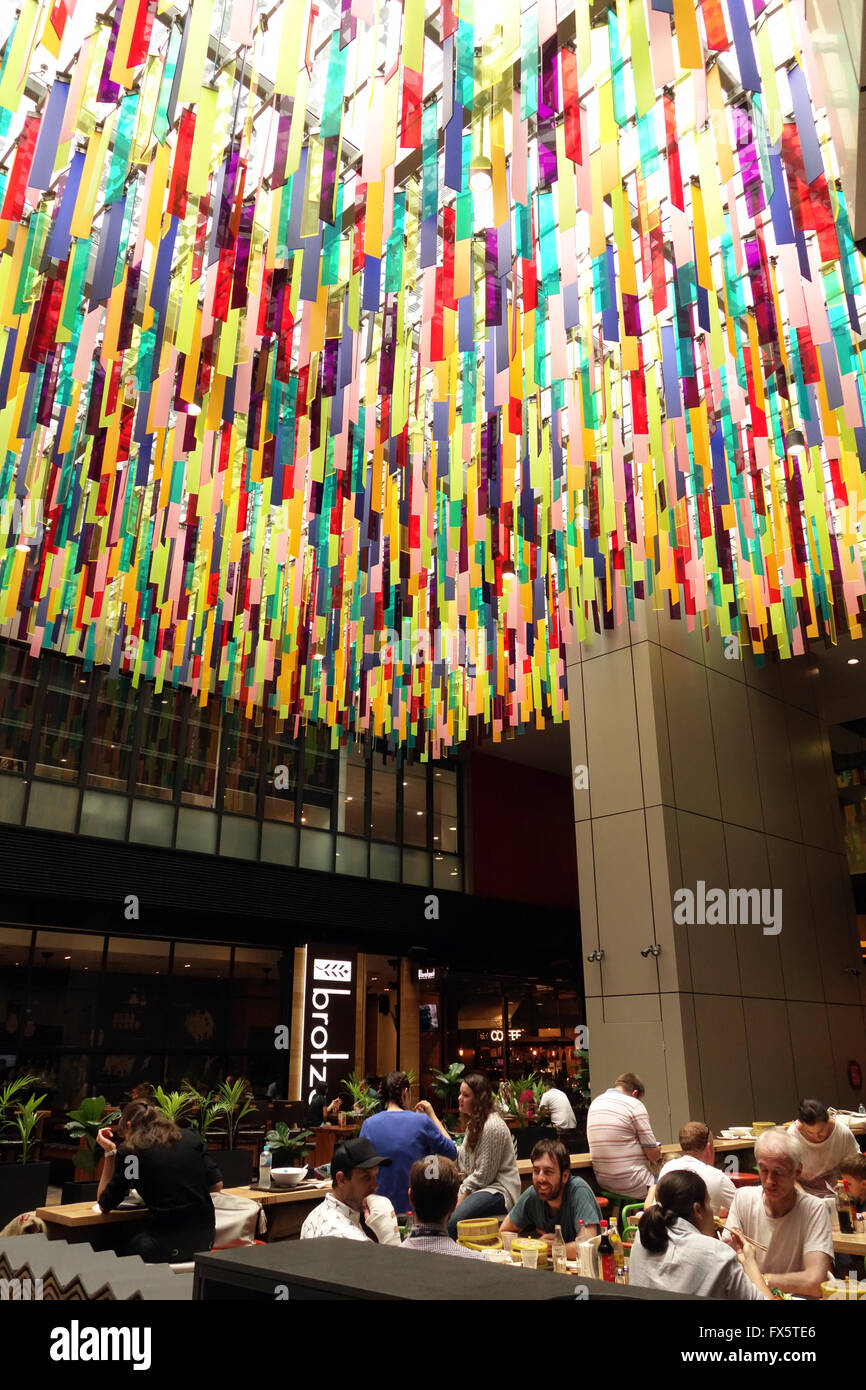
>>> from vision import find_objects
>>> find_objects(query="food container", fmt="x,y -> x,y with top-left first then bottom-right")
821,1278 -> 866,1300
456,1216 -> 502,1248
269,1167 -> 308,1188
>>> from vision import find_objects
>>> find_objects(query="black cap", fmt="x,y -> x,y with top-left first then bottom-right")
331,1137 -> 392,1178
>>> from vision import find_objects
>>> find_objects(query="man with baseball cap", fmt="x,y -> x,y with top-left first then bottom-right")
300,1137 -> 401,1245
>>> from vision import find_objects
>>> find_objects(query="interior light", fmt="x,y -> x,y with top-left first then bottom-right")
64,955 -> 71,960
187,402 -> 201,417
469,154 -> 493,192
184,963 -> 190,968
345,795 -> 353,801
848,658 -> 859,666
416,810 -> 423,816
785,428 -> 806,456
14,543 -> 29,553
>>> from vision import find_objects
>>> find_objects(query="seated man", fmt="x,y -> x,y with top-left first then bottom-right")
305,1080 -> 341,1128
401,1156 -> 487,1259
646,1122 -> 737,1216
840,1153 -> 866,1214
587,1071 -> 661,1201
537,1079 -> 577,1133
724,1128 -> 834,1299
793,1099 -> 860,1197
300,1137 -> 400,1244
501,1139 -> 601,1259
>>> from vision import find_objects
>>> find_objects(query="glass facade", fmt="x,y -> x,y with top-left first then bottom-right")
0,925 -> 283,1111
0,640 -> 463,888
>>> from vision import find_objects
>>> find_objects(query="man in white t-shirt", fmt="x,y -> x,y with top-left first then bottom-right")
537,1081 -> 577,1131
587,1071 -> 661,1200
724,1128 -> 834,1298
793,1099 -> 860,1197
647,1121 -> 737,1215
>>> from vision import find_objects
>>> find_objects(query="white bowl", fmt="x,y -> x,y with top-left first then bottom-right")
270,1167 -> 308,1188
729,1127 -> 753,1138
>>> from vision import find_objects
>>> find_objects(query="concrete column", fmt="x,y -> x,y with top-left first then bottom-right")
568,603 -> 866,1141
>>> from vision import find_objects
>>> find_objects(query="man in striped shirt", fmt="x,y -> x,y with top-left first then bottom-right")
587,1071 -> 661,1200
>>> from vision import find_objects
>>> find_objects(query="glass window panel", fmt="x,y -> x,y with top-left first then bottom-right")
176,807 -> 218,854
129,799 -> 174,847
299,827 -> 334,872
26,780 -> 78,832
260,821 -> 298,865
32,657 -> 88,782
31,930 -> 103,1049
402,763 -> 428,847
0,926 -> 32,967
433,770 -> 459,852
219,815 -> 259,860
134,688 -> 181,801
370,767 -> 397,841
337,759 -> 366,835
180,697 -> 221,808
173,942 -> 231,978
335,835 -> 367,876
0,643 -> 38,774
434,854 -> 463,890
301,723 -> 336,828
106,938 -> 170,973
402,847 -> 431,886
0,774 -> 25,824
233,947 -> 282,981
79,790 -> 128,840
222,712 -> 262,816
87,673 -> 136,791
370,841 -> 400,882
263,721 -> 299,823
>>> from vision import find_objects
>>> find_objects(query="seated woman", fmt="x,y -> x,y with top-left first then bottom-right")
96,1099 -> 223,1263
446,1072 -> 521,1239
629,1169 -> 771,1299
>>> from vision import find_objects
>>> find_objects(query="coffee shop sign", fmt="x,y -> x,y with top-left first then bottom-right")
479,1028 -> 525,1042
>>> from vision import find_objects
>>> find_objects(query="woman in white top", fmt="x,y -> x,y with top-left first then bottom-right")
630,1169 -> 772,1300
445,1072 -> 521,1239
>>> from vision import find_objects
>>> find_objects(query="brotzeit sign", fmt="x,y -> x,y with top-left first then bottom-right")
301,946 -> 357,1106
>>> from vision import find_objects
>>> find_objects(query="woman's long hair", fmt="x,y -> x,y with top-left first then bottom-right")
380,1071 -> 408,1108
639,1169 -> 708,1254
119,1099 -> 181,1151
463,1072 -> 495,1153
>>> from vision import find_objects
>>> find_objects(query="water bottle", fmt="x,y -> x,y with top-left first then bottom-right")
259,1144 -> 272,1188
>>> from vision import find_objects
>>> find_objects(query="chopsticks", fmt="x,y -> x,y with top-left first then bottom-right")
714,1216 -> 768,1253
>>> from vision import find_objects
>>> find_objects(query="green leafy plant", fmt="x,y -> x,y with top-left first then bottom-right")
14,1092 -> 47,1164
265,1122 -> 313,1159
153,1086 -> 194,1124
497,1073 -> 539,1127
342,1072 -> 379,1118
430,1062 -> 465,1109
180,1082 -> 222,1142
0,1074 -> 42,1137
214,1078 -> 255,1149
65,1096 -> 121,1174
403,1069 -> 418,1091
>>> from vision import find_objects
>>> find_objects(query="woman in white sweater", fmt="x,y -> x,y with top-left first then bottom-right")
446,1072 -> 521,1239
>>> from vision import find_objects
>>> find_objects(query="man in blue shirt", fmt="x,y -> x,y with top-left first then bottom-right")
360,1071 -> 457,1216
501,1138 -> 601,1259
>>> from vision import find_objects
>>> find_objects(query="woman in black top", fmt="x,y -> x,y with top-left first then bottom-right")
96,1100 -> 223,1263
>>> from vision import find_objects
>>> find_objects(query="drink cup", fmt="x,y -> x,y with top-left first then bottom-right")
521,1246 -> 538,1269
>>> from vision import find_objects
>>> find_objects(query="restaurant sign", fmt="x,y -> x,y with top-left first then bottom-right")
478,1028 -> 525,1043
301,945 -> 357,1105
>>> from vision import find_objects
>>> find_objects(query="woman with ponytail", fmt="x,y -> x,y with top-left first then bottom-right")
630,1169 -> 772,1299
95,1098 -> 224,1263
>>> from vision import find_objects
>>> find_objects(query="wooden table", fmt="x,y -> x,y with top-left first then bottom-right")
35,1199 -> 147,1249
832,1229 -> 866,1258
223,1181 -> 330,1241
312,1123 -> 359,1168
515,1138 -> 755,1185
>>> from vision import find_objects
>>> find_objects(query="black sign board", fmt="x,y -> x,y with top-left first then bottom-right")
300,944 -> 357,1106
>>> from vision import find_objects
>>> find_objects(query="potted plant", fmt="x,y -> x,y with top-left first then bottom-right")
265,1122 -> 313,1169
180,1082 -> 222,1146
64,1095 -> 121,1197
211,1079 -> 256,1188
430,1062 -> 465,1128
341,1072 -> 379,1122
153,1086 -> 194,1125
498,1073 -> 555,1159
0,1078 -> 51,1228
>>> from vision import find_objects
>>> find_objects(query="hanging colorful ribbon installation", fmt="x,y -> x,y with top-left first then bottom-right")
0,0 -> 864,756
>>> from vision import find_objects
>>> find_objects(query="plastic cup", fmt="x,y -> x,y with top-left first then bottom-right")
521,1246 -> 539,1269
